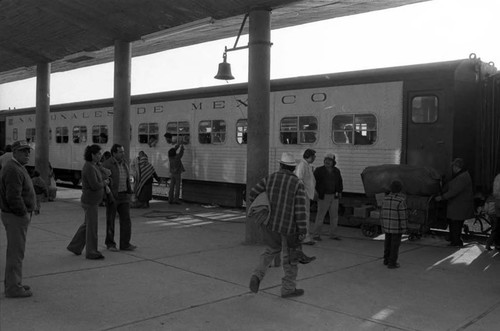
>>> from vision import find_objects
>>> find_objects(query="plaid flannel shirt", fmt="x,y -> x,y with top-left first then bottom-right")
249,169 -> 307,235
380,192 -> 408,234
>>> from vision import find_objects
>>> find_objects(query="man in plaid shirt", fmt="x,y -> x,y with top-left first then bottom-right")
381,180 -> 408,269
248,152 -> 309,298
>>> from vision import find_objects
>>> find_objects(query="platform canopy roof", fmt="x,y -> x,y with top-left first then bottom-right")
0,0 -> 429,84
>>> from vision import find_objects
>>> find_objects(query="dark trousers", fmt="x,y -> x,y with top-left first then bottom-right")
169,173 -> 181,203
67,203 -> 99,257
105,195 -> 132,249
448,219 -> 465,246
2,212 -> 30,293
384,233 -> 402,266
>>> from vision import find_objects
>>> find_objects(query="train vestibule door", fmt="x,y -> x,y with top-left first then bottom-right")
405,90 -> 450,177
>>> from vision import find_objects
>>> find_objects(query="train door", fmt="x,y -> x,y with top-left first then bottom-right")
405,88 -> 450,176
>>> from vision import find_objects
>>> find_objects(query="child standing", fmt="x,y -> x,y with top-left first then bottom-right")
31,170 -> 48,215
380,180 -> 408,269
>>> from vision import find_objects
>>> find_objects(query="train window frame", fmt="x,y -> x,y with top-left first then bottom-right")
236,119 -> 248,145
332,114 -> 377,145
411,95 -> 439,124
92,125 -> 108,144
166,121 -> 190,145
279,116 -> 318,145
198,120 -> 226,144
72,126 -> 87,144
13,128 -> 18,141
138,122 -> 159,146
26,128 -> 36,143
55,127 -> 69,144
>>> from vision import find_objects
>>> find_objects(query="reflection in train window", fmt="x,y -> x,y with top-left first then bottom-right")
138,123 -> 159,145
411,96 -> 438,123
56,127 -> 69,144
280,116 -> 318,144
26,128 -> 36,143
199,120 -> 226,144
332,114 -> 377,145
236,119 -> 247,144
13,128 -> 18,141
92,125 -> 108,144
166,121 -> 190,145
72,126 -> 87,144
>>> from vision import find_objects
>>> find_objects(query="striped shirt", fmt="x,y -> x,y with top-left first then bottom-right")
380,192 -> 408,234
249,169 -> 307,235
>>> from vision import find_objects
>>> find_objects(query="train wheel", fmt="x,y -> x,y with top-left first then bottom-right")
361,224 -> 379,238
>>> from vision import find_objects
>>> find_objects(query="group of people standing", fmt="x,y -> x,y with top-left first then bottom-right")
248,151 -> 500,298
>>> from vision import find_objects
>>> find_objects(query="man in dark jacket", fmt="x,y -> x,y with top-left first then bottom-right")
435,158 -> 474,247
103,144 -> 136,252
312,153 -> 343,241
0,140 -> 36,298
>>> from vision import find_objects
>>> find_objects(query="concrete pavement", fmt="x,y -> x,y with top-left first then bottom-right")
1,187 -> 499,331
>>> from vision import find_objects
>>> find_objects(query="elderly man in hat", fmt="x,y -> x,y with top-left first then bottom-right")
313,153 -> 344,241
294,148 -> 317,245
248,152 -> 308,298
435,158 -> 474,247
0,140 -> 36,298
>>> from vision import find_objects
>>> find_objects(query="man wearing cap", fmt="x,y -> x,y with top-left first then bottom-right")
294,149 -> 317,245
248,152 -> 308,298
435,158 -> 474,247
0,140 -> 36,298
313,153 -> 344,241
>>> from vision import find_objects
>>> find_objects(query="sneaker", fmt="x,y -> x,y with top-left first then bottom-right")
86,253 -> 105,260
107,246 -> 119,252
281,288 -> 304,298
330,236 -> 342,241
387,263 -> 400,269
249,275 -> 260,293
301,240 -> 316,246
298,254 -> 316,264
120,244 -> 137,251
5,288 -> 33,298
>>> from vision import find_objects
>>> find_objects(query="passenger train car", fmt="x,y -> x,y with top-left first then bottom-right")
0,55 -> 499,207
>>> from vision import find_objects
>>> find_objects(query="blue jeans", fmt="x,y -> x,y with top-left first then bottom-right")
252,225 -> 300,295
384,233 -> 402,266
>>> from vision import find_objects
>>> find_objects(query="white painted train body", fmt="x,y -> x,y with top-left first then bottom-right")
1,57 -> 498,207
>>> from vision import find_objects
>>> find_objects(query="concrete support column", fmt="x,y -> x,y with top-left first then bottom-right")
113,40 -> 132,161
35,62 -> 51,185
245,8 -> 271,244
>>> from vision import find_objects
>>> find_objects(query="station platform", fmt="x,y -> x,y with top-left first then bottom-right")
1,187 -> 500,331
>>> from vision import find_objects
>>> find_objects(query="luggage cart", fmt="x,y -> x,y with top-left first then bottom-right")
360,194 -> 444,240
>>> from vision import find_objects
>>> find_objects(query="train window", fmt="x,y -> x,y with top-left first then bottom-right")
411,96 -> 438,123
92,125 -> 108,144
56,127 -> 69,144
332,114 -> 377,145
72,126 -> 87,144
236,119 -> 247,144
13,128 -> 18,141
26,128 -> 36,143
166,121 -> 190,145
198,120 -> 226,144
280,116 -> 318,144
138,123 -> 159,145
